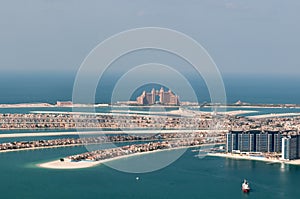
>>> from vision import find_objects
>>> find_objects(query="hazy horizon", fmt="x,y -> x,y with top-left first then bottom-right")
0,0 -> 299,76
0,72 -> 300,104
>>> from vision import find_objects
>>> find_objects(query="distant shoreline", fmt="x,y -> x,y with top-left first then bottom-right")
0,103 -> 54,108
0,102 -> 300,109
0,103 -> 109,109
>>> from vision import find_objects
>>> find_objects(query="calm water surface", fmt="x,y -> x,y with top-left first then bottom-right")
0,146 -> 299,199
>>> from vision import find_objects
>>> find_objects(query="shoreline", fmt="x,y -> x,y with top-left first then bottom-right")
208,152 -> 300,166
221,110 -> 258,116
0,144 -> 84,153
38,144 -> 215,169
247,112 -> 300,119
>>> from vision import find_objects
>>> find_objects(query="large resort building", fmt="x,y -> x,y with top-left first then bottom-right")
136,88 -> 180,105
226,130 -> 300,160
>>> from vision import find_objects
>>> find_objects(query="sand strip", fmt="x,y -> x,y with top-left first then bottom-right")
208,153 -> 300,166
221,110 -> 258,116
247,113 -> 300,119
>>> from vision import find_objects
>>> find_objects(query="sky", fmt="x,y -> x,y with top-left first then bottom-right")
0,0 -> 299,76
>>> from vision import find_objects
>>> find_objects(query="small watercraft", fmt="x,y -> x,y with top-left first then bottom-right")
242,179 -> 250,193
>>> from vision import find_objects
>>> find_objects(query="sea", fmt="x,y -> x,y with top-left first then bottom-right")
1,72 -> 300,199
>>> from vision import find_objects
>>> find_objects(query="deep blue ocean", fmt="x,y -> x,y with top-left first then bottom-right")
1,72 -> 300,104
1,72 -> 300,199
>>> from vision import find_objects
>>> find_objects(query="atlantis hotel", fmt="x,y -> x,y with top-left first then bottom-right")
136,88 -> 180,105
226,131 -> 300,160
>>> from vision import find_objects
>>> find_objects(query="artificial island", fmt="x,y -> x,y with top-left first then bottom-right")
1,89 -> 300,169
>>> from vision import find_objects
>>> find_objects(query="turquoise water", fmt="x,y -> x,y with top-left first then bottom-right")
0,146 -> 299,199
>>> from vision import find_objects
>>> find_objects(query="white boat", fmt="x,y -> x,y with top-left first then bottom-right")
242,179 -> 250,193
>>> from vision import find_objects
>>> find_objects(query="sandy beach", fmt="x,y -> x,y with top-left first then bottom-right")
38,159 -> 101,169
179,109 -> 258,116
286,159 -> 300,165
247,112 -> 300,119
182,109 -> 258,116
221,110 -> 258,116
110,109 -> 197,117
208,153 -> 281,163
208,153 -> 300,166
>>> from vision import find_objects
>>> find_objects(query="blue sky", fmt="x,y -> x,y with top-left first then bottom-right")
0,0 -> 299,76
